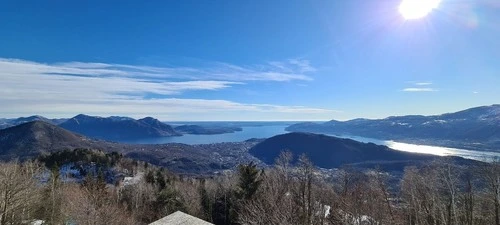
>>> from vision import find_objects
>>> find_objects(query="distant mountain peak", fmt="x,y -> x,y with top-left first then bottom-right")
74,114 -> 91,118
139,116 -> 160,122
59,114 -> 180,141
17,115 -> 47,120
0,115 -> 67,130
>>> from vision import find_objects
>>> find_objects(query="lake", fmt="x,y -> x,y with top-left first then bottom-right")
124,124 -> 500,162
124,125 -> 290,145
333,134 -> 500,162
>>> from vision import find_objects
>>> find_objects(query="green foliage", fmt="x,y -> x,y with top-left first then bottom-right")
145,170 -> 155,184
155,187 -> 186,217
156,170 -> 167,190
199,179 -> 213,221
82,170 -> 107,195
39,148 -> 122,169
236,161 -> 263,200
212,191 -> 237,225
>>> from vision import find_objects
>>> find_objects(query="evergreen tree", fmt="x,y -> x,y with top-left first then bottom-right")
236,162 -> 263,200
156,170 -> 167,190
145,170 -> 155,184
199,179 -> 213,222
38,165 -> 63,225
154,187 -> 186,219
212,190 -> 236,225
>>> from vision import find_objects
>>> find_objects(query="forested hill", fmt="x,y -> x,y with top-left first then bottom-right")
250,132 -> 443,169
0,121 -> 115,160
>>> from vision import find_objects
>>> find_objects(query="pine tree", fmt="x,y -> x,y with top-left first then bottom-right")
156,170 -> 167,191
236,162 -> 263,200
40,165 -> 63,224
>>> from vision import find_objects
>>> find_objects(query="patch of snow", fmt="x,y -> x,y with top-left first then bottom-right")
324,205 -> 331,218
122,172 -> 144,186
31,220 -> 45,225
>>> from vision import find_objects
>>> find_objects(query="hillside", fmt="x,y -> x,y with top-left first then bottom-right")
286,104 -> 500,151
59,114 -> 181,141
249,132 -> 440,170
0,121 -> 116,160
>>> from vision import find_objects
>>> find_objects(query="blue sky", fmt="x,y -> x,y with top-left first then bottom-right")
1,0 -> 499,121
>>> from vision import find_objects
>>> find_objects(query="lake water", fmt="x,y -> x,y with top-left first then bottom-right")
333,134 -> 500,162
124,125 -> 289,145
124,125 -> 500,162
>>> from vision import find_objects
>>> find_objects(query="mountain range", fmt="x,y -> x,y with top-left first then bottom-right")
0,120 -> 486,173
286,104 -> 500,152
0,114 -> 247,141
58,114 -> 181,141
0,115 -> 67,129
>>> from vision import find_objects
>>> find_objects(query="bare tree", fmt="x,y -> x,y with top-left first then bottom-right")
62,182 -> 135,225
295,154 -> 315,224
480,161 -> 500,225
239,152 -> 295,224
431,159 -> 461,225
0,161 -> 42,225
173,179 -> 204,219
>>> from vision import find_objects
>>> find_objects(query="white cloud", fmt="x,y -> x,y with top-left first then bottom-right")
0,57 -> 316,98
402,82 -> 437,92
0,97 -> 338,120
0,57 -> 314,82
402,88 -> 437,92
415,82 -> 432,86
207,61 -> 313,82
0,58 -> 334,120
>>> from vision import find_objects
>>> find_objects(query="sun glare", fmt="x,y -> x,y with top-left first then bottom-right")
399,0 -> 441,20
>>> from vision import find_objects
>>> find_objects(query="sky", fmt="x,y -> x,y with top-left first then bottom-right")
1,0 -> 499,121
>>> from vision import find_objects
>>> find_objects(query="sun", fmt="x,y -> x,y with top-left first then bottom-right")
399,0 -> 441,20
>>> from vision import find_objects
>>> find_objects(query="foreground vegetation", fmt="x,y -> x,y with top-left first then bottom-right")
0,149 -> 499,225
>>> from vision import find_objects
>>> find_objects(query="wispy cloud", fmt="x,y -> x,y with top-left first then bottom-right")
402,81 -> 438,92
0,57 -> 316,97
0,59 -> 238,97
0,97 -> 338,120
268,59 -> 316,74
0,57 -> 314,82
287,59 -> 317,73
402,88 -> 437,92
0,58 -> 334,120
414,82 -> 432,86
